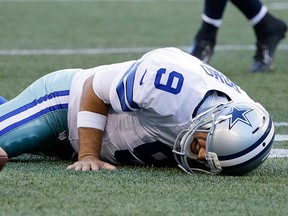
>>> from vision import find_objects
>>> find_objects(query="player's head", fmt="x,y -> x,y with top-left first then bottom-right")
173,101 -> 275,175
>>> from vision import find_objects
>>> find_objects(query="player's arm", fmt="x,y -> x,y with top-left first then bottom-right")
67,76 -> 116,171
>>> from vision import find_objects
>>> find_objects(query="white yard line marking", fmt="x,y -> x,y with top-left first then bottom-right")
269,2 -> 288,10
0,44 -> 287,56
269,149 -> 288,158
275,134 -> 288,142
274,122 -> 288,127
0,47 -> 157,56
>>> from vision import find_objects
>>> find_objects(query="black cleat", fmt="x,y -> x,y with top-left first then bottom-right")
189,40 -> 214,63
251,20 -> 287,72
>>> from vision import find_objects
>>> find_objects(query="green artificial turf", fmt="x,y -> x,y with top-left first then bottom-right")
0,1 -> 287,215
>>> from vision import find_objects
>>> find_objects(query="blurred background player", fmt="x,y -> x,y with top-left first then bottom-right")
189,0 -> 287,72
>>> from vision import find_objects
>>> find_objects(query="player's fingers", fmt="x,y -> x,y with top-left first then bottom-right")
90,162 -> 100,171
67,162 -> 84,171
67,163 -> 77,170
82,162 -> 94,171
74,163 -> 84,171
67,161 -> 116,171
101,162 -> 117,171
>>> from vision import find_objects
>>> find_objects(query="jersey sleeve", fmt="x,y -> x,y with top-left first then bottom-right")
92,61 -> 136,104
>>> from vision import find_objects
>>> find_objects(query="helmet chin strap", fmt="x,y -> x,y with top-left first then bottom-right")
204,115 -> 222,174
206,152 -> 222,174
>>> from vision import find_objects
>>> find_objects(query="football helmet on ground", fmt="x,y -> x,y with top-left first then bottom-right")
173,101 -> 275,175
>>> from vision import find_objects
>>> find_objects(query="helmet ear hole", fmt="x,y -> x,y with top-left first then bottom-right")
262,116 -> 266,125
262,142 -> 266,147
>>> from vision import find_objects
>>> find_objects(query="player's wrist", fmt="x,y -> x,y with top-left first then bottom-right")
77,111 -> 107,131
78,153 -> 99,160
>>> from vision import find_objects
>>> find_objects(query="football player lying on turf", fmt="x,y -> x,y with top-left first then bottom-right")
0,47 -> 275,175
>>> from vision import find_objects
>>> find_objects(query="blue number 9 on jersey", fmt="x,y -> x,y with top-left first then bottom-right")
154,68 -> 184,94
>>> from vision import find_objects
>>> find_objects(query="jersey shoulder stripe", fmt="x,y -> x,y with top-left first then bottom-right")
116,61 -> 142,112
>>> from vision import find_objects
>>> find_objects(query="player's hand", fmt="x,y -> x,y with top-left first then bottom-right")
67,155 -> 116,171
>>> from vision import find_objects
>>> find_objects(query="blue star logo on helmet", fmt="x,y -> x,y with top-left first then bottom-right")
228,106 -> 253,129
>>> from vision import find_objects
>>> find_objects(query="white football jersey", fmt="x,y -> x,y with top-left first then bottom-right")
68,47 -> 254,166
